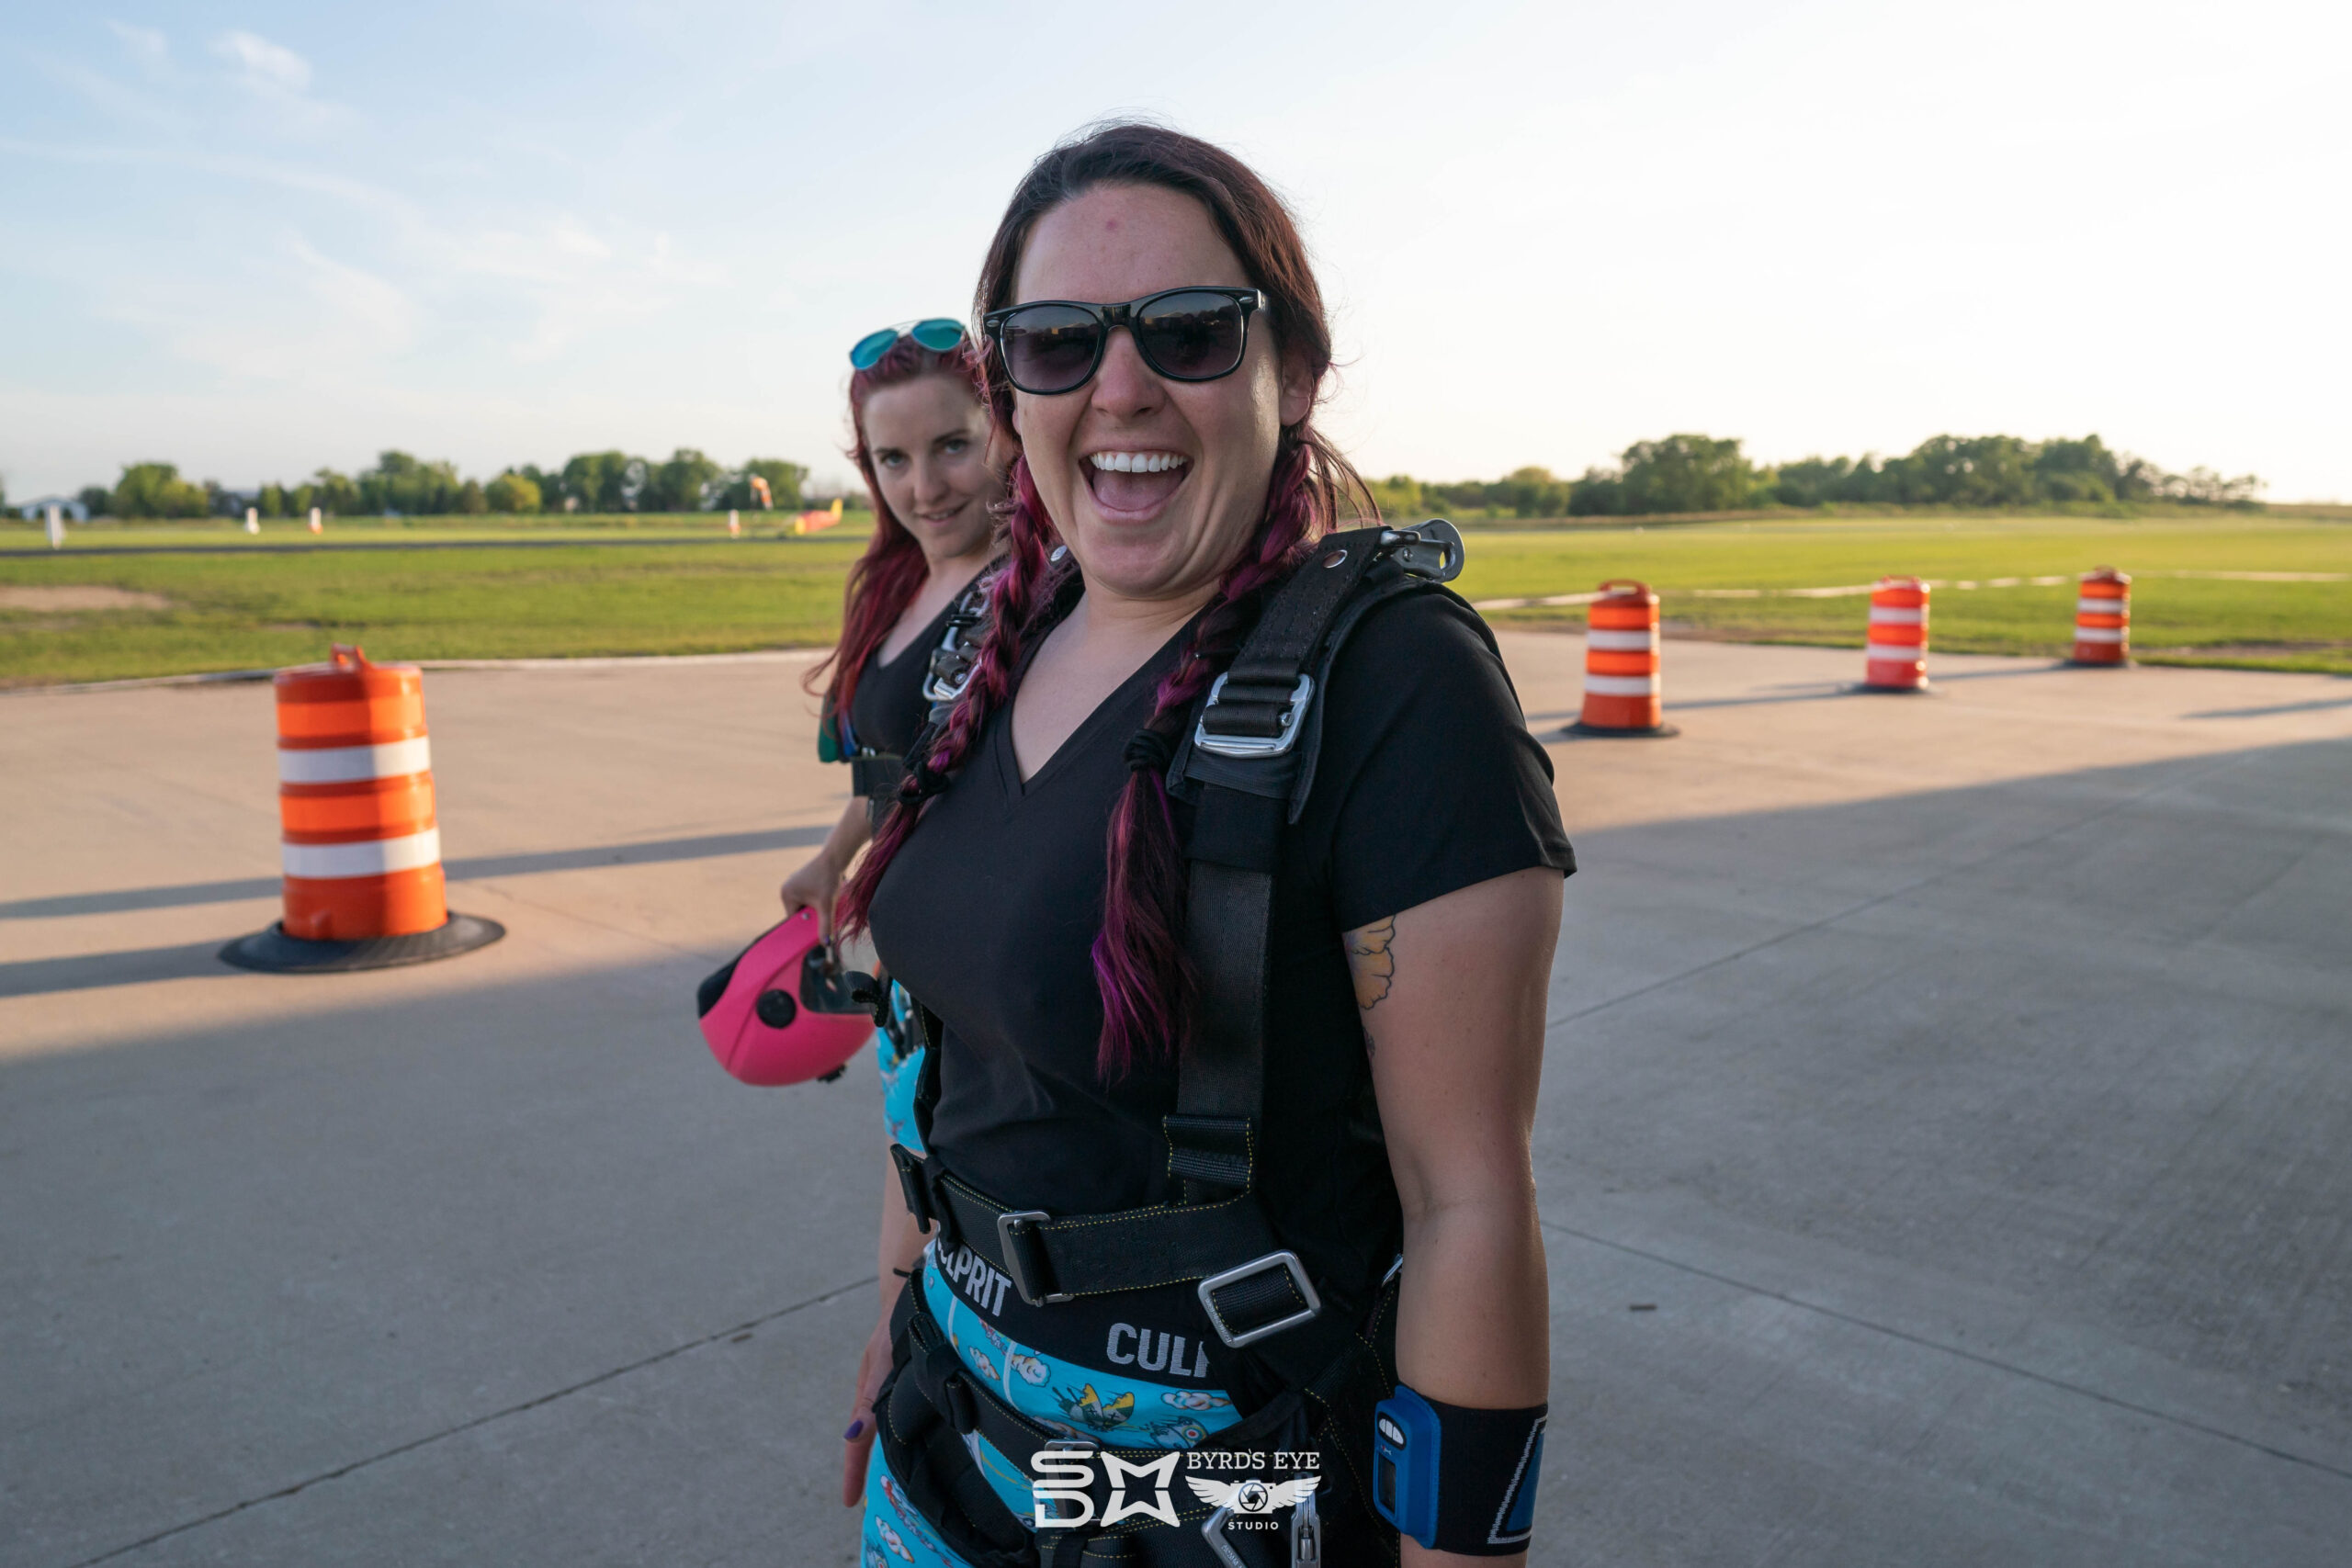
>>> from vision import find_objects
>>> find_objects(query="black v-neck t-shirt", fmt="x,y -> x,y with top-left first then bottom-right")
844,594 -> 959,758
866,587 -> 1573,1363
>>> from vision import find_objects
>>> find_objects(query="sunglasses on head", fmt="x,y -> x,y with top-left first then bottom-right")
850,318 -> 967,369
982,287 -> 1265,397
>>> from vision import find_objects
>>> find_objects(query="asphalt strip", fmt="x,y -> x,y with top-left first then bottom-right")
5,648 -> 828,698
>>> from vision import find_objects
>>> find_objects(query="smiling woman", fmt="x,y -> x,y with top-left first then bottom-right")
827,125 -> 1572,1567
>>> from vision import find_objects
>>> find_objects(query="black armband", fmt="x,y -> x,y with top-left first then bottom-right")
1372,1385 -> 1546,1556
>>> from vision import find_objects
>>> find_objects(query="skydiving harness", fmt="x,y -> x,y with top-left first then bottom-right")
833,566 -> 1001,817
875,521 -> 1468,1567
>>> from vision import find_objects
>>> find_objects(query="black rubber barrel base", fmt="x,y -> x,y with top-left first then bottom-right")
1560,721 -> 1681,739
1849,682 -> 1939,695
219,914 -> 506,974
2065,658 -> 2135,669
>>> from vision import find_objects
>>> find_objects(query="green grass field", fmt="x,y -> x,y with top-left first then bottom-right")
1453,513 -> 2352,675
4,510 -> 2345,686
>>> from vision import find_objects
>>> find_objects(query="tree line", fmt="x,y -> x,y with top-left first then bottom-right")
1370,434 -> 2263,520
33,432 -> 2260,525
59,449 -> 814,520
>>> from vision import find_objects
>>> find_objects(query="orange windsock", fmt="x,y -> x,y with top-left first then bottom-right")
1862,577 -> 1929,691
274,646 -> 447,941
2072,568 -> 2131,665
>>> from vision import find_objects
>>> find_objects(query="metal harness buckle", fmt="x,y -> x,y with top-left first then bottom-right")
1377,519 -> 1464,582
1195,1249 -> 1323,1348
1192,671 -> 1315,759
996,1210 -> 1072,1306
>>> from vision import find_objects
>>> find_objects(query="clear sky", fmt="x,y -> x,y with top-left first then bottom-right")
4,0 -> 2346,502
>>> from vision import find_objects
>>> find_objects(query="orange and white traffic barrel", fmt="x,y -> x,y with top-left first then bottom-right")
1568,580 -> 1677,738
1860,577 -> 1930,691
220,645 -> 502,972
2071,568 -> 2131,665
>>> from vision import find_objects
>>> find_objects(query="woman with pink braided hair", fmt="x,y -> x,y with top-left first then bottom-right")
834,125 -> 1572,1567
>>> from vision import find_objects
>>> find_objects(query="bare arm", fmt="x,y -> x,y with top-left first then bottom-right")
842,1147 -> 932,1506
1350,866 -> 1561,1565
781,798 -> 873,940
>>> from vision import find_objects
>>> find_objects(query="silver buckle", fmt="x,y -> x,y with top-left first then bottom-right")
995,1210 -> 1071,1305
1196,1250 -> 1322,1348
1192,672 -> 1315,759
1202,1506 -> 1247,1568
1377,519 -> 1464,582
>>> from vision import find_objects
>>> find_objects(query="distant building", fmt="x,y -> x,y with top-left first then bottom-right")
17,495 -> 90,522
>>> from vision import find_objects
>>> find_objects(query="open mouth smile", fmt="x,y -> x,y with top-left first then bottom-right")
1083,450 -> 1192,517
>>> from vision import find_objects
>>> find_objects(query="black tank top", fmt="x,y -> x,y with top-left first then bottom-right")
844,594 -> 958,757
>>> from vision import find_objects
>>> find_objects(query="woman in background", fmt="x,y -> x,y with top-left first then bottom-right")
780,322 -> 1002,1500
783,321 -> 1001,944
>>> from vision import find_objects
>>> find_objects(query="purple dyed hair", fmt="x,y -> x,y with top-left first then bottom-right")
838,122 -> 1372,1077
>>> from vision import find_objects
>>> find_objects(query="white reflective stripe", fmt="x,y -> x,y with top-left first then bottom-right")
1584,628 -> 1659,651
1868,606 -> 1925,625
1865,644 -> 1925,663
277,737 -> 433,784
281,828 -> 442,880
2074,626 -> 2126,643
2075,598 -> 2128,616
1583,673 -> 1662,696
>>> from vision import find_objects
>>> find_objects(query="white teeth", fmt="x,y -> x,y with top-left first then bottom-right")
1088,451 -> 1189,474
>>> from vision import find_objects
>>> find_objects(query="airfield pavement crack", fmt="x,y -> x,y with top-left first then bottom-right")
1538,1217 -> 2352,1485
60,1275 -> 877,1568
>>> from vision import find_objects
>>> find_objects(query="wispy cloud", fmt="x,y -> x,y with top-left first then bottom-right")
105,20 -> 170,73
28,51 -> 186,132
208,28 -> 346,132
0,136 -> 725,375
89,230 -> 419,385
211,30 -> 311,95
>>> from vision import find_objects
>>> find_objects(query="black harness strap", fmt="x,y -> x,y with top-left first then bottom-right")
1170,527 -> 1399,1203
852,564 -> 1002,821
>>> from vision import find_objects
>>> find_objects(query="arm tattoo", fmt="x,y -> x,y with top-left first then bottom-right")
1349,917 -> 1397,1017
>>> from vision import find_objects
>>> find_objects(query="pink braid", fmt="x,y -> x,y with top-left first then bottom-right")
1091,438 -> 1329,1076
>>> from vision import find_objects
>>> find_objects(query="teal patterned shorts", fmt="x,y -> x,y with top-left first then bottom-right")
876,1027 -> 925,1157
857,1250 -> 1244,1562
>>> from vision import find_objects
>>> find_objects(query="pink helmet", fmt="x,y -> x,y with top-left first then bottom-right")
695,908 -> 877,1086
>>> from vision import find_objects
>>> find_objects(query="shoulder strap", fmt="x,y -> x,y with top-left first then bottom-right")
1168,521 -> 1464,1201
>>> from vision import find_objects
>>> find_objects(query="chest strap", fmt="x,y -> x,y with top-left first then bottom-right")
891,1140 -> 1319,1348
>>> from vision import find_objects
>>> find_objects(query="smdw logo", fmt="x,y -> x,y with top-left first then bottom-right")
1030,1447 -> 1182,1529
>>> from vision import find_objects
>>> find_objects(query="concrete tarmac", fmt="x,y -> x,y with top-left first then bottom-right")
4,635 -> 2348,1566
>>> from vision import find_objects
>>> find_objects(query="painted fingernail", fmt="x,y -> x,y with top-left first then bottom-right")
843,1419 -> 865,1439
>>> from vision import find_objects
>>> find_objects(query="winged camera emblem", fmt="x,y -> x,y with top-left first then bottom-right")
1185,1474 -> 1322,1515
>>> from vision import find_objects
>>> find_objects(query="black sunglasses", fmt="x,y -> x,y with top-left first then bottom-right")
982,287 -> 1265,396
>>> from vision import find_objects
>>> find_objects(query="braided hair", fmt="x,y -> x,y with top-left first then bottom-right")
838,122 -> 1371,1077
